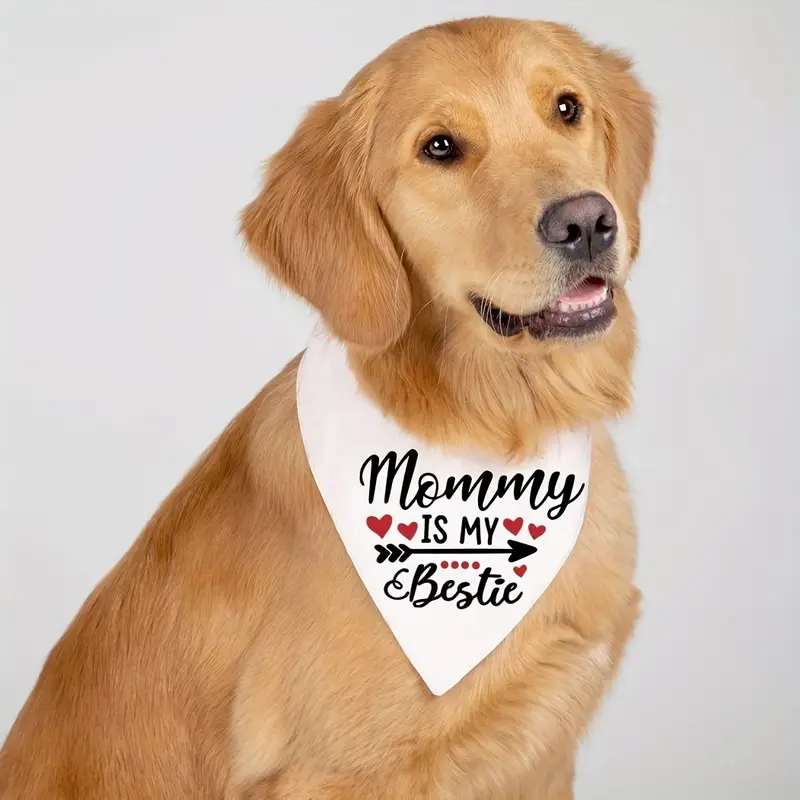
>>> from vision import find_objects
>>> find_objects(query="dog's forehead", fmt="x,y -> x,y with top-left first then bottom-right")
381,23 -> 589,116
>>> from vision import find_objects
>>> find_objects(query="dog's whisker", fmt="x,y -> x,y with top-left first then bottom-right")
411,291 -> 443,331
437,305 -> 449,389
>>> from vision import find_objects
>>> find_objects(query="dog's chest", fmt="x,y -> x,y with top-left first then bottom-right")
297,333 -> 594,696
237,420 -> 635,795
253,610 -> 618,799
269,549 -> 618,790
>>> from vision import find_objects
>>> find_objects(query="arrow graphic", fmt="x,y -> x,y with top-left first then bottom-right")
375,538 -> 537,565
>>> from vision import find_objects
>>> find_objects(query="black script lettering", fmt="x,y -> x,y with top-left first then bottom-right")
546,472 -> 585,520
384,568 -> 411,601
475,567 -> 523,605
494,470 -> 584,519
383,563 -> 524,609
444,472 -> 494,507
495,470 -> 546,508
360,450 -> 418,506
360,449 -> 585,518
416,472 -> 441,508
409,563 -> 462,607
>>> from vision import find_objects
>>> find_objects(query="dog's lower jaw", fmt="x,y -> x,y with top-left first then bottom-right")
469,278 -> 618,341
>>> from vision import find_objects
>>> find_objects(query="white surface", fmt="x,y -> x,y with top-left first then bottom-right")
297,327 -> 591,695
1,1 -> 798,797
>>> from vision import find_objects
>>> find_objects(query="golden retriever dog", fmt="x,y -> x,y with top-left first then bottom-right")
0,16 -> 654,799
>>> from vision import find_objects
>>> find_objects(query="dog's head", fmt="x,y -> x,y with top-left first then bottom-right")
242,17 -> 654,360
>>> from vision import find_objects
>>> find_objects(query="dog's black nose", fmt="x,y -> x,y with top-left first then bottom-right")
538,192 -> 617,261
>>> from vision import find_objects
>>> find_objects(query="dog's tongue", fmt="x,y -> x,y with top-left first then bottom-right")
555,278 -> 607,305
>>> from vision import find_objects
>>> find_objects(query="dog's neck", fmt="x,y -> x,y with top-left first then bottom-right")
348,289 -> 636,460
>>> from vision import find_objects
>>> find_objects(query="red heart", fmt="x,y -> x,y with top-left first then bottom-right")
513,565 -> 527,577
529,523 -> 546,540
503,517 -> 523,535
366,515 -> 392,538
397,522 -> 418,540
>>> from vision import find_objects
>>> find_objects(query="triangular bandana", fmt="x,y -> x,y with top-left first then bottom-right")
296,327 -> 592,695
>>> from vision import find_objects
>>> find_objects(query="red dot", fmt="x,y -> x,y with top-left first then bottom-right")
440,561 -> 448,568
472,562 -> 480,569
451,561 -> 459,569
461,561 -> 469,569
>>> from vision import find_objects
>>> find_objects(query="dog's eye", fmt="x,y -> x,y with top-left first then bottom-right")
556,94 -> 581,125
421,134 -> 459,162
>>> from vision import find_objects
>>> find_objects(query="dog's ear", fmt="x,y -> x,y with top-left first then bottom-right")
593,48 -> 656,262
240,76 -> 411,349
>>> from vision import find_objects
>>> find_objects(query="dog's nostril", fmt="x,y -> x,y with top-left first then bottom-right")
564,223 -> 583,245
596,215 -> 613,234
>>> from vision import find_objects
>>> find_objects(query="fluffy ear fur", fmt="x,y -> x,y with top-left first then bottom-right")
240,76 -> 411,349
593,47 -> 656,262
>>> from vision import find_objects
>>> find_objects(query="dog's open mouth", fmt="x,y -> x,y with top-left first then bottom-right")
470,277 -> 616,340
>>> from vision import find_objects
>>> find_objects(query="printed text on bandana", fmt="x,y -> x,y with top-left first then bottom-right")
359,449 -> 585,610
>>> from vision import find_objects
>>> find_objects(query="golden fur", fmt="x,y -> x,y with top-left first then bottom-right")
0,17 -> 655,799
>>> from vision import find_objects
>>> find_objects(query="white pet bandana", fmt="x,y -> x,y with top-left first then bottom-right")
296,327 -> 592,695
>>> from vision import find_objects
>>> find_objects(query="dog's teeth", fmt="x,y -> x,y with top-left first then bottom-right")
552,285 -> 608,314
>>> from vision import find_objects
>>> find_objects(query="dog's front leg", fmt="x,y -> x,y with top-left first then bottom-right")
513,590 -> 642,800
422,590 -> 641,799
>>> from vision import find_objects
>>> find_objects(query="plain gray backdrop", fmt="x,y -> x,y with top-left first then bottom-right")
2,1 -> 799,797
